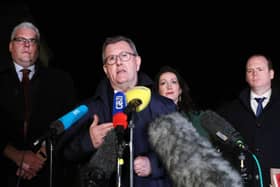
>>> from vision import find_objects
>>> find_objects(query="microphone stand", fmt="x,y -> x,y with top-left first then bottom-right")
115,112 -> 137,187
122,98 -> 141,187
48,134 -> 55,187
116,140 -> 127,187
114,120 -> 136,187
33,130 -> 56,187
238,151 -> 251,185
128,112 -> 136,187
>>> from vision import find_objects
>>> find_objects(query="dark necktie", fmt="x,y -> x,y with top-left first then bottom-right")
255,97 -> 265,117
21,69 -> 31,138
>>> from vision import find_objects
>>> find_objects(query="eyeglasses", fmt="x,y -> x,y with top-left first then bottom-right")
12,37 -> 38,45
105,51 -> 136,65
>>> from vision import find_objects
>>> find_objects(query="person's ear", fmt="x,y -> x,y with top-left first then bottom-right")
135,56 -> 141,71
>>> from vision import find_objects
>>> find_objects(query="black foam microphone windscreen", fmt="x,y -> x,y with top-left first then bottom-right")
200,110 -> 248,150
79,129 -> 117,187
148,112 -> 243,187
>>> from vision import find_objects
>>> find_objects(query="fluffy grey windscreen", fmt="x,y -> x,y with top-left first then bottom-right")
148,112 -> 244,187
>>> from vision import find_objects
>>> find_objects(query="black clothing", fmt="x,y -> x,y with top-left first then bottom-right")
0,62 -> 77,187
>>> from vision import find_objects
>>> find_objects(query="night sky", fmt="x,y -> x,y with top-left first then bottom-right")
2,2 -> 280,109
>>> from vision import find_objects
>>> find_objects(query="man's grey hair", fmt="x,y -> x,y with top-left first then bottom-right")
10,21 -> 40,41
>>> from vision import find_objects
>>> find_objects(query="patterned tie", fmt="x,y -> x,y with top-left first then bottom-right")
255,97 -> 265,117
21,69 -> 31,138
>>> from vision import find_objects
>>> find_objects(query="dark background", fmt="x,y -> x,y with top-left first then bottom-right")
1,2 -> 280,109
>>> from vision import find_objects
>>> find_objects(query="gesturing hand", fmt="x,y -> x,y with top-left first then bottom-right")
89,114 -> 114,148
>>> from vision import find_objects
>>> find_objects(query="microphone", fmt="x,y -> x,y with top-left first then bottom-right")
80,129 -> 117,187
148,112 -> 243,187
33,105 -> 88,150
200,110 -> 248,151
80,87 -> 152,187
50,105 -> 88,135
112,91 -> 128,144
80,92 -> 129,187
112,91 -> 127,115
112,86 -> 152,141
125,86 -> 151,113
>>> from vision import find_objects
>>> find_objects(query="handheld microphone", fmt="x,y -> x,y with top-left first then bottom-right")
125,86 -> 151,113
200,110 -> 248,151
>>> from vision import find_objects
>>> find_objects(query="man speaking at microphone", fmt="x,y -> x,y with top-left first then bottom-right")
63,36 -> 176,187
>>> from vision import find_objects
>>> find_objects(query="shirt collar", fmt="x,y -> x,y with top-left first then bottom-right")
250,89 -> 272,101
14,62 -> 35,73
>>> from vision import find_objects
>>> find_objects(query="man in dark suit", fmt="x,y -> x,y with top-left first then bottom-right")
63,35 -> 177,187
218,54 -> 280,187
0,21 -> 77,187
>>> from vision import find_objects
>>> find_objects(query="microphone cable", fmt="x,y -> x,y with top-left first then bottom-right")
251,152 -> 263,187
241,148 -> 263,187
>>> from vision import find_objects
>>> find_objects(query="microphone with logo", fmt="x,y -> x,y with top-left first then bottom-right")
113,86 -> 151,187
112,91 -> 128,146
80,87 -> 151,187
112,90 -> 129,187
80,91 -> 128,187
112,86 -> 152,145
148,112 -> 243,187
112,86 -> 152,148
32,105 -> 88,153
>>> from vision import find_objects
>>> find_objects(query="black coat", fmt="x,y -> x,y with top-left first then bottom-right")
0,61 -> 76,187
63,72 -> 177,187
218,84 -> 280,187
